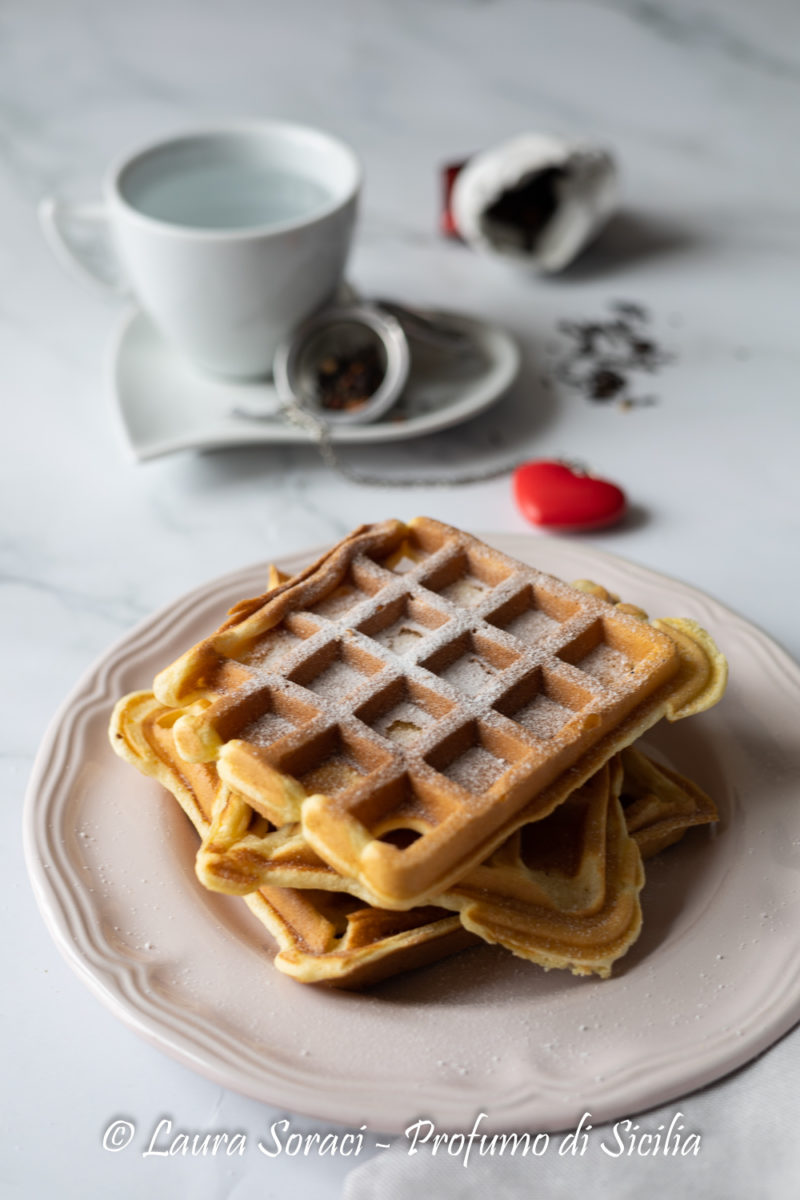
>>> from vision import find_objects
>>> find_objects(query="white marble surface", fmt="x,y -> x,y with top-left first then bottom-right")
6,0 -> 800,1196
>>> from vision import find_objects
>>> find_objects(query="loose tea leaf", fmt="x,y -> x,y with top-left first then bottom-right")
316,344 -> 385,412
552,301 -> 671,408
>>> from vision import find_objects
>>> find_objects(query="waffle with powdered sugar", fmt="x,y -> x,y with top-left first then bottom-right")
148,518 -> 726,908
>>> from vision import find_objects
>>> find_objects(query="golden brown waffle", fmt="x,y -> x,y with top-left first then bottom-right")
113,693 -> 714,983
151,518 -> 726,909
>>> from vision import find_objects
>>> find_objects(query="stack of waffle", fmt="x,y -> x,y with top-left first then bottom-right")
109,518 -> 726,988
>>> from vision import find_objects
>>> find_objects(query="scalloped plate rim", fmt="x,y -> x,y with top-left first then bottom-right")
23,534 -> 800,1133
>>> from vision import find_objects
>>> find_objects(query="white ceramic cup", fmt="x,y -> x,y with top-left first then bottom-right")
39,122 -> 362,378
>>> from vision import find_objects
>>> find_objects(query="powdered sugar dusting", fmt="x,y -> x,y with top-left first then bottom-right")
375,619 -> 428,656
242,628 -> 302,669
440,575 -> 489,608
386,554 -> 419,575
512,695 -> 574,739
577,644 -> 633,686
506,608 -> 559,642
311,582 -> 367,618
441,653 -> 499,696
239,711 -> 294,745
307,659 -> 367,699
445,745 -> 506,791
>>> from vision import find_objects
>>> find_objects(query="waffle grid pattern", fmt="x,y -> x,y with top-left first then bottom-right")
163,520 -> 679,889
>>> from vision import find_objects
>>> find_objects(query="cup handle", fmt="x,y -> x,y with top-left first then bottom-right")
38,197 -> 131,296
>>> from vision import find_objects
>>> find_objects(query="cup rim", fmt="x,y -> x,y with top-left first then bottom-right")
105,120 -> 362,239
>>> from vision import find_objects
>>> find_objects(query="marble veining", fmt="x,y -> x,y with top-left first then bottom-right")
5,1 -> 800,1197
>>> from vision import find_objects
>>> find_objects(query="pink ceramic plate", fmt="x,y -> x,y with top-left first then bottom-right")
24,536 -> 800,1134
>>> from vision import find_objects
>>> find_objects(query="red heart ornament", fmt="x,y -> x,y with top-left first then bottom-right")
513,460 -> 627,530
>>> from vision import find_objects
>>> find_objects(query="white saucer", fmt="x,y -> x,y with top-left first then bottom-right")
110,306 -> 520,462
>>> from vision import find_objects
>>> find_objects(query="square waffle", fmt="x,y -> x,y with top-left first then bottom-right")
152,518 -> 725,908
